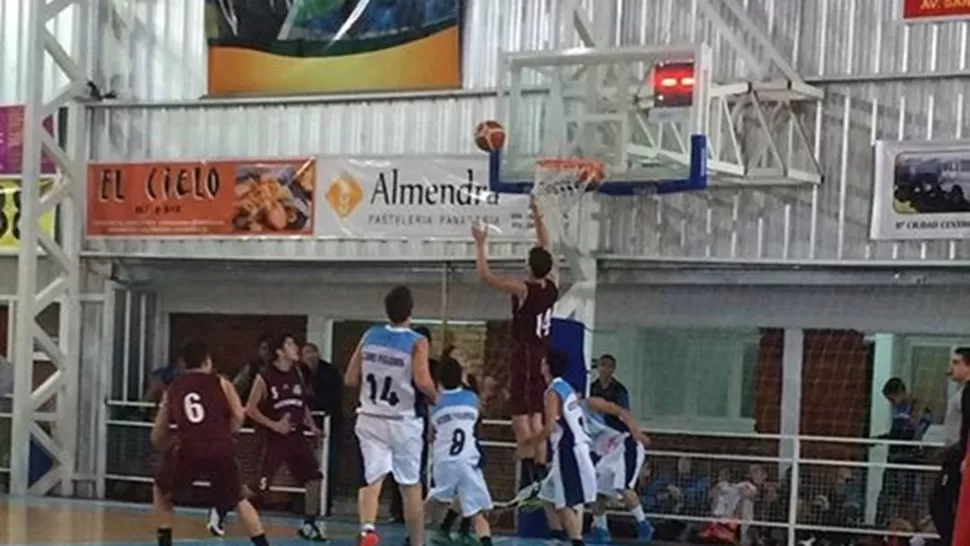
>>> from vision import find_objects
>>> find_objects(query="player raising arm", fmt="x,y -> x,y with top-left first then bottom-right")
582,397 -> 653,543
345,285 -> 438,546
522,350 -> 596,546
151,340 -> 272,546
472,197 -> 558,495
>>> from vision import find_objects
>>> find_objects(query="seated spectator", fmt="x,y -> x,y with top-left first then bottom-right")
642,457 -> 710,541
697,465 -> 771,545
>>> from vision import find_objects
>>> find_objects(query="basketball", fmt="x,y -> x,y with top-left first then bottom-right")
579,161 -> 605,187
475,120 -> 506,152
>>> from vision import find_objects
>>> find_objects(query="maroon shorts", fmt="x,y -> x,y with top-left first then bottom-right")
155,442 -> 242,511
256,435 -> 322,491
508,349 -> 547,416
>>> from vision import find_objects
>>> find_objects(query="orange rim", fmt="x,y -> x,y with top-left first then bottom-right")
536,158 -> 604,171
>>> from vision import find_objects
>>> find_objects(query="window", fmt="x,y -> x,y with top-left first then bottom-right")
899,337 -> 968,443
594,328 -> 759,433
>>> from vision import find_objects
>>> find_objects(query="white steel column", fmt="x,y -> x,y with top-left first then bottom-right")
779,329 -> 804,474
12,0 -> 89,495
550,0 -> 603,386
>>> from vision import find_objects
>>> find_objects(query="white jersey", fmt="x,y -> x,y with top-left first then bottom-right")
430,388 -> 482,466
357,325 -> 422,419
583,404 -> 626,457
549,377 -> 591,449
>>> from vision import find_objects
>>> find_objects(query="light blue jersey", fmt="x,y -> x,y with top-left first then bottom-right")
430,388 -> 482,466
538,378 -> 596,509
427,388 -> 493,516
583,403 -> 626,457
357,325 -> 422,418
549,377 -> 591,449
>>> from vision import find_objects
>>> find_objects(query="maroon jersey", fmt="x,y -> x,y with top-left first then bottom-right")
258,362 -> 309,436
165,372 -> 233,455
510,279 -> 559,351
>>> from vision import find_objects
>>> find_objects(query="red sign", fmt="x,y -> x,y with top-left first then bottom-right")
902,0 -> 970,21
86,158 -> 316,236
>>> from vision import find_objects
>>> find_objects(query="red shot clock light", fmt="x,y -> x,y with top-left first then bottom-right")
652,61 -> 696,108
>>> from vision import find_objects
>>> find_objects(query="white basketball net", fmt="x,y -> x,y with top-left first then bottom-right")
530,158 -> 604,251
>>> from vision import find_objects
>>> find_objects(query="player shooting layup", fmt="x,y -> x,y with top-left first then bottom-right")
472,197 -> 558,492
151,340 -> 272,546
345,286 -> 438,546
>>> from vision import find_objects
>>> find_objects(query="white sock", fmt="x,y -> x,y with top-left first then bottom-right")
630,505 -> 646,522
593,514 -> 608,529
361,523 -> 375,533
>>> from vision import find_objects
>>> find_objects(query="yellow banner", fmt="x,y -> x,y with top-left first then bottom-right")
0,179 -> 56,250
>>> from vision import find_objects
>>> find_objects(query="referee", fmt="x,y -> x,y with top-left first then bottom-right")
931,348 -> 970,545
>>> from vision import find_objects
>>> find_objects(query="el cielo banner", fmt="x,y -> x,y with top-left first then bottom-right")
0,179 -> 57,251
318,158 -> 533,238
86,158 -> 316,236
901,0 -> 970,22
870,139 -> 970,240
204,0 -> 462,96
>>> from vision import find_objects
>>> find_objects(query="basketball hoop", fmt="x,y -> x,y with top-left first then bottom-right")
531,158 -> 605,251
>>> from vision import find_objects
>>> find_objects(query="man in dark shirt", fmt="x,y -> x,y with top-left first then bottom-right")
876,378 -> 933,525
590,354 -> 631,420
299,342 -> 343,517
930,349 -> 970,545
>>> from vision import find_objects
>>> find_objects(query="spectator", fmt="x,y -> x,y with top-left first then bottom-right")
642,457 -> 710,541
691,465 -> 770,545
876,378 -> 932,525
590,354 -> 631,436
480,375 -> 508,419
930,349 -> 970,545
232,334 -> 272,402
299,342 -> 343,517
808,467 -> 863,544
591,354 -> 630,406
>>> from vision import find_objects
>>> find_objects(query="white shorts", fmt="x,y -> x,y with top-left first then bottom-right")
427,460 -> 493,517
595,436 -> 646,498
355,414 -> 424,486
539,443 -> 597,509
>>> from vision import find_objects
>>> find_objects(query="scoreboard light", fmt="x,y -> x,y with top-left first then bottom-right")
652,61 -> 696,108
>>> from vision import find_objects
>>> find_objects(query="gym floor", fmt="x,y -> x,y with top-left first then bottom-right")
0,496 -> 537,546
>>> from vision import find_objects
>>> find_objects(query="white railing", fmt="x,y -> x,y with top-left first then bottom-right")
97,399 -> 331,516
0,405 -> 948,541
480,418 -> 942,543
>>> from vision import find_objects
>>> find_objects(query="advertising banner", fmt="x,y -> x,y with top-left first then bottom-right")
901,0 -> 970,22
0,179 -> 57,252
870,140 -> 970,240
86,158 -> 316,236
204,0 -> 462,96
0,105 -> 57,175
317,158 -> 533,238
